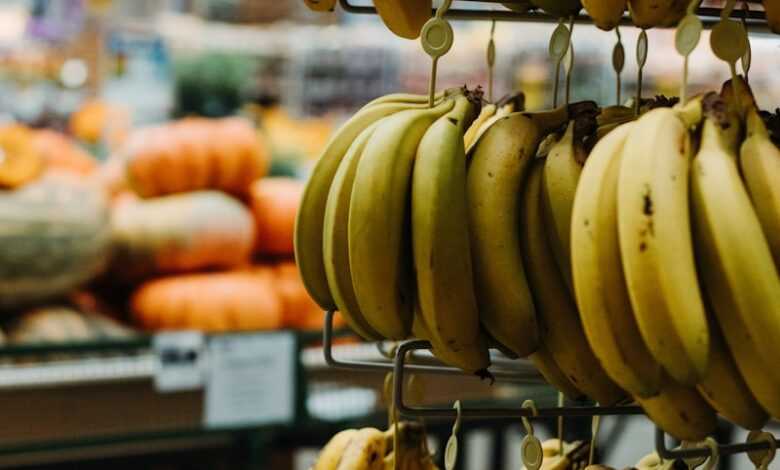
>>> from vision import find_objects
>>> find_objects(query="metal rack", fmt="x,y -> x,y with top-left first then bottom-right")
338,0 -> 769,28
321,311 -> 779,461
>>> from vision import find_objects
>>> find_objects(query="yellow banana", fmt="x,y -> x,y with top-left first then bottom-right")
522,158 -> 625,405
738,89 -> 780,268
765,0 -> 780,34
304,0 -> 337,12
571,121 -> 663,398
464,94 -> 523,155
691,91 -> 780,418
583,0 -> 626,30
617,101 -> 709,385
337,428 -> 387,470
314,429 -> 358,470
541,120 -> 586,294
413,95 -> 485,357
696,316 -> 768,430
365,91 -> 447,108
323,122 -> 385,341
296,100 -> 432,311
530,0 -> 582,18
635,375 -> 717,442
502,1 -> 532,13
411,308 -> 490,376
349,98 -> 456,339
464,104 -> 497,150
597,105 -> 635,127
628,0 -> 691,29
529,346 -> 586,400
373,0 -> 432,39
467,101 -> 597,357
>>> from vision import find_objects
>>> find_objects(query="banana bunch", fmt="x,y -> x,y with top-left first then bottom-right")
627,0 -> 692,29
312,422 -> 437,470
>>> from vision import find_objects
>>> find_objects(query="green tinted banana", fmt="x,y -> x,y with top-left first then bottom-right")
635,375 -> 717,441
304,0 -> 337,12
467,102 -> 595,357
529,347 -> 586,400
740,95 -> 780,268
365,91 -> 446,108
542,121 -> 584,294
314,429 -> 358,470
691,92 -> 780,418
583,0 -> 626,30
349,98 -> 456,339
411,306 -> 490,375
530,0 -> 582,18
373,0 -> 432,39
696,316 -> 768,430
617,101 -> 709,385
337,428 -> 387,470
296,100 -> 432,311
502,1 -> 532,13
628,0 -> 691,29
323,122 -> 384,341
522,158 -> 625,405
413,95 -> 484,356
464,103 -> 497,149
571,122 -> 663,398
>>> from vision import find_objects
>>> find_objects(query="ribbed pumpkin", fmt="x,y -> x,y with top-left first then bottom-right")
33,129 -> 97,176
124,117 -> 269,198
0,174 -> 111,309
110,191 -> 255,280
0,124 -> 43,188
249,177 -> 303,255
131,269 -> 284,332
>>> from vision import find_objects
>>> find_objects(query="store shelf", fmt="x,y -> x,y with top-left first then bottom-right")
338,0 -> 770,29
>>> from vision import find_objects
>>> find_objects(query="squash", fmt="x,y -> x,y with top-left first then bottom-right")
249,177 -> 303,255
124,117 -> 269,198
33,130 -> 97,176
130,269 -> 284,332
0,125 -> 43,188
110,190 -> 255,280
0,174 -> 111,309
274,261 -> 345,331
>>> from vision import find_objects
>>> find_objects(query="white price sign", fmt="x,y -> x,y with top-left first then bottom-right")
204,332 -> 296,429
153,331 -> 206,392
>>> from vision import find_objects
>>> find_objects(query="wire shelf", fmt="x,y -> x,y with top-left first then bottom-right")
338,0 -> 770,29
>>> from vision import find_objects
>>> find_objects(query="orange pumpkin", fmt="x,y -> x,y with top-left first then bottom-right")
0,125 -> 43,188
249,178 -> 304,256
124,117 -> 269,198
33,129 -> 97,176
130,270 -> 284,332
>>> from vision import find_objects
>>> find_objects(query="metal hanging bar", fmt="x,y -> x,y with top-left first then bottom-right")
391,339 -> 645,420
338,0 -> 768,28
655,427 -> 778,459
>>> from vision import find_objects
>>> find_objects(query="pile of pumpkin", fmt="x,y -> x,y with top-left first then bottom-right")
0,116 -> 336,339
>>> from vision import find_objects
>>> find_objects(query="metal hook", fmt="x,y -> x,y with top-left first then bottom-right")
702,437 -> 720,470
521,399 -> 539,436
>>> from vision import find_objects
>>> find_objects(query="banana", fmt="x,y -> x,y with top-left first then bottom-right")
627,0 -> 691,29
464,104 -> 497,150
314,429 -> 358,470
303,0 -> 337,12
502,1 -> 533,13
529,346 -> 586,400
571,122 -> 663,398
541,120 -> 588,294
413,95 -> 484,356
323,123 -> 385,341
530,0 -> 582,18
635,375 -> 717,442
597,105 -> 635,127
690,91 -> 780,418
296,100 -> 433,311
765,0 -> 780,34
522,158 -> 625,405
465,93 -> 523,155
616,100 -> 709,385
365,91 -> 447,108
583,0 -> 626,30
738,88 -> 780,268
349,98 -> 456,339
337,428 -> 387,470
373,0 -> 432,39
411,306 -> 490,375
696,315 -> 768,430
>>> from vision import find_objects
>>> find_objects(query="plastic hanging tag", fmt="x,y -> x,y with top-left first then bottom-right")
740,7 -> 752,80
420,0 -> 454,107
612,27 -> 625,105
564,42 -> 574,105
747,431 -> 777,470
487,20 -> 496,102
521,435 -> 544,470
680,441 -> 708,470
711,18 -> 747,65
635,30 -> 649,115
549,22 -> 570,107
675,14 -> 702,105
445,401 -> 462,470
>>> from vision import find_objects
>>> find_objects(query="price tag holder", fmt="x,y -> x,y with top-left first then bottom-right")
153,331 -> 206,392
204,332 -> 297,429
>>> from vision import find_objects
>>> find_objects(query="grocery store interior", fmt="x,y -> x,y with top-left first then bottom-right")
1,0 -> 780,469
